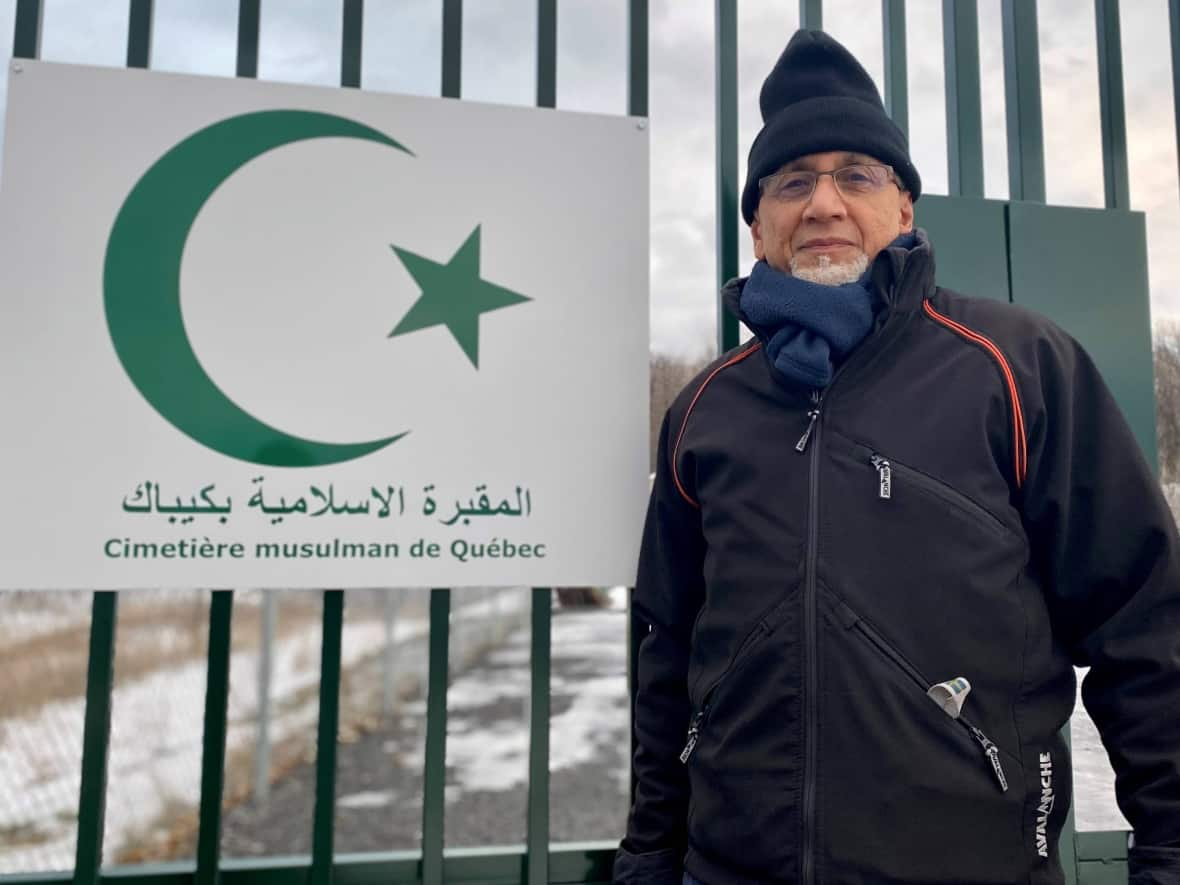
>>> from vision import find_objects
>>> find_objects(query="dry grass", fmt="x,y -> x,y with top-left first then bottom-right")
1,593 -> 325,721
111,658 -> 424,866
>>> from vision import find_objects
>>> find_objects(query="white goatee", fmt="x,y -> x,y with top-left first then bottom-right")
789,250 -> 870,286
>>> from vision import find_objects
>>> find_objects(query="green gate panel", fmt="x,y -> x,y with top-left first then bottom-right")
1078,862 -> 1130,885
1006,201 -> 1156,467
1077,828 -> 1130,885
915,194 -> 1010,303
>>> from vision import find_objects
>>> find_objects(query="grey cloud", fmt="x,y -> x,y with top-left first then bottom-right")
150,0 -> 238,77
4,0 -> 1180,348
360,1 -> 440,98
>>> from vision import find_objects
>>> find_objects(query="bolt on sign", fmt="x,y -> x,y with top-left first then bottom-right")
0,61 -> 649,590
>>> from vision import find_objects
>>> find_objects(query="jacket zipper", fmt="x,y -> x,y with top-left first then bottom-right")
795,390 -> 822,452
766,302 -> 918,885
679,618 -> 772,763
869,452 -> 1009,537
801,389 -> 822,885
853,615 -> 1009,792
794,318 -> 909,884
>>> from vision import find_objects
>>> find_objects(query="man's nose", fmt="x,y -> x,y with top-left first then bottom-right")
802,173 -> 847,220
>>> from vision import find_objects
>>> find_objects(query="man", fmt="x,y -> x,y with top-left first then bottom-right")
614,29 -> 1180,885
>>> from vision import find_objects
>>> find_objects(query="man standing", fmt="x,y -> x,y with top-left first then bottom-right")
615,30 -> 1180,885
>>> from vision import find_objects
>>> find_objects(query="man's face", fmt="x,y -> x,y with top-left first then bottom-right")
751,150 -> 914,283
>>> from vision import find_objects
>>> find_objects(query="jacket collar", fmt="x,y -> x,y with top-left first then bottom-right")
721,227 -> 936,329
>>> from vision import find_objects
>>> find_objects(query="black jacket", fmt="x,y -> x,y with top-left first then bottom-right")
615,232 -> 1180,884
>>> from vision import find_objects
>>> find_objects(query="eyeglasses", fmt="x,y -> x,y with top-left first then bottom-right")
758,163 -> 900,203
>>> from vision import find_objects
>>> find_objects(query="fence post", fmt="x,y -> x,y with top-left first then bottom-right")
1001,0 -> 1046,202
195,590 -> 234,885
382,588 -> 401,718
882,0 -> 908,138
421,589 -> 452,885
253,590 -> 276,805
715,0 -> 739,354
310,590 -> 345,885
72,593 -> 119,885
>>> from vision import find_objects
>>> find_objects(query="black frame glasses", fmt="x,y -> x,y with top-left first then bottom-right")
758,163 -> 901,203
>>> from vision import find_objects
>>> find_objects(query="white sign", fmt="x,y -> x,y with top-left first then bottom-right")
0,61 -> 649,590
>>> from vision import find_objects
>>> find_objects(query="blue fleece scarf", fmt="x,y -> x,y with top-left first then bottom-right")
740,260 -> 879,388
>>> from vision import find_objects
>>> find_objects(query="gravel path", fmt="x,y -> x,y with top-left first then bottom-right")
220,606 -> 630,857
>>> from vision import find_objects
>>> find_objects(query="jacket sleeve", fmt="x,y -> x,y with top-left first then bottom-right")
613,410 -> 706,885
1019,327 -> 1180,882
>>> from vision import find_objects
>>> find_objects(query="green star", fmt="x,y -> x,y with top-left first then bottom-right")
388,225 -> 530,368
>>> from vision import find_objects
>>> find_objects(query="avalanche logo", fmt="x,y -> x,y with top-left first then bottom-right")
1035,751 -> 1054,858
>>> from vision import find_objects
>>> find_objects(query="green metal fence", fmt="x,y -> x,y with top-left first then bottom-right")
5,0 -> 1175,882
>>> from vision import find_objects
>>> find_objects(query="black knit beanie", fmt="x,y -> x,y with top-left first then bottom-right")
741,29 -> 921,224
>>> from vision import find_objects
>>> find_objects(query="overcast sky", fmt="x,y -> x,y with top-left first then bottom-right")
1,0 -> 1177,357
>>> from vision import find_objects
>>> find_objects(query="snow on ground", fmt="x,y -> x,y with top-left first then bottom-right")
1071,668 -> 1132,832
0,591 -> 94,644
0,590 -> 528,873
546,613 -> 631,793
408,607 -> 631,800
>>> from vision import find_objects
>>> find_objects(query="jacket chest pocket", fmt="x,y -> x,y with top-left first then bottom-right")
856,444 -> 1013,540
823,437 -> 1027,625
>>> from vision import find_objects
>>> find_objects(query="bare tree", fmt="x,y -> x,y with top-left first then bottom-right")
1155,321 -> 1180,484
650,350 -> 713,471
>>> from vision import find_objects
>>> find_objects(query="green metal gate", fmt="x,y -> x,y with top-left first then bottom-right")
3,0 -> 1174,882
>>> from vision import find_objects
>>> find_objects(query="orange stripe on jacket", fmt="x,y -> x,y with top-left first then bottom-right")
672,343 -> 764,508
922,300 -> 1028,487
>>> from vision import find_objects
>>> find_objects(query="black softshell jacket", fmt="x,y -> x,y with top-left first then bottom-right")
615,232 -> 1180,885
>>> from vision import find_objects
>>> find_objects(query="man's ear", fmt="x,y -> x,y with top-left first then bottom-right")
898,192 -> 915,233
751,217 -> 765,260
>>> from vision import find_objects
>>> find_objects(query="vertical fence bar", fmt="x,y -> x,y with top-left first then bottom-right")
310,590 -> 345,885
253,592 -> 276,804
537,0 -> 556,109
627,593 -> 643,804
1095,0 -> 1131,211
525,589 -> 552,885
195,591 -> 234,885
943,0 -> 984,197
441,0 -> 462,99
382,589 -> 400,717
71,593 -> 119,885
800,0 -> 822,30
528,8 -> 556,874
421,589 -> 451,885
1095,0 -> 1129,210
12,0 -> 42,58
430,8 -> 460,877
626,0 -> 649,807
125,0 -> 153,69
236,0 -> 260,79
882,0 -> 909,139
1001,0 -> 1046,202
716,0 -> 740,354
628,0 -> 648,117
1172,0 -> 1180,201
341,0 -> 363,88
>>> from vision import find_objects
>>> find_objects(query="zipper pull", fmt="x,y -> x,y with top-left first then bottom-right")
870,454 -> 892,499
795,391 -> 823,453
968,725 -> 1009,792
679,710 -> 706,763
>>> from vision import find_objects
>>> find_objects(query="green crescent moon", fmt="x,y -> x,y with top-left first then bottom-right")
104,110 -> 412,467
